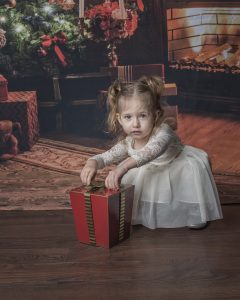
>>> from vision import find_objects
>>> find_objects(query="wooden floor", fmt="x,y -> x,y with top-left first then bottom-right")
176,112 -> 240,175
0,206 -> 240,300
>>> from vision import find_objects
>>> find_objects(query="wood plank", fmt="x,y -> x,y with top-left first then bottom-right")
71,99 -> 96,106
163,83 -> 177,96
167,1 -> 240,9
0,207 -> 240,299
177,112 -> 240,175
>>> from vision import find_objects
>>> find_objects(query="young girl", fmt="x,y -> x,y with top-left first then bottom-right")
80,76 -> 223,229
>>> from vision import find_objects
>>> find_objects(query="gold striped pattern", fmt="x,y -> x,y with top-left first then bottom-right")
119,191 -> 126,241
84,192 -> 96,246
117,65 -> 133,82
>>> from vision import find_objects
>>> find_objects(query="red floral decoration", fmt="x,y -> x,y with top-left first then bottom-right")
83,1 -> 142,43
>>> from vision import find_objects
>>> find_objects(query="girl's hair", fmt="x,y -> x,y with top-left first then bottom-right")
107,75 -> 165,138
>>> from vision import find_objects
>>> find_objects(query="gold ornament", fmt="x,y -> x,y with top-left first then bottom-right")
62,0 -> 75,10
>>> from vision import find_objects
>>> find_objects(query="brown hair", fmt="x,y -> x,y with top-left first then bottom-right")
107,75 -> 165,139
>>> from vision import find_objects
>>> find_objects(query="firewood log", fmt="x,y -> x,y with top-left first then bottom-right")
224,49 -> 240,67
194,43 -> 232,63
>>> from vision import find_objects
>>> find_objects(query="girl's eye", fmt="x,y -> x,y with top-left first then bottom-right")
139,114 -> 147,119
123,115 -> 132,120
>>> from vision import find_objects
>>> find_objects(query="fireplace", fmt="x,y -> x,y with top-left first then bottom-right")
163,0 -> 240,115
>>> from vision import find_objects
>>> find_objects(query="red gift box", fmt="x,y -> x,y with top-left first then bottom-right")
0,91 -> 39,151
69,183 -> 134,248
0,75 -> 8,102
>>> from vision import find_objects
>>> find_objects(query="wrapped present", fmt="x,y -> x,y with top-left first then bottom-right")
0,74 -> 8,102
0,91 -> 39,151
69,182 -> 134,248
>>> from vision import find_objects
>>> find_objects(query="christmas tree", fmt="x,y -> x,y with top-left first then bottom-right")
0,0 -> 85,77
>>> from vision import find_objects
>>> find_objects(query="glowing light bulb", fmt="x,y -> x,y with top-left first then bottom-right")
0,16 -> 6,23
43,4 -> 53,14
15,24 -> 24,33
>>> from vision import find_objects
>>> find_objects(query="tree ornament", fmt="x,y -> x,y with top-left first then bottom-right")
0,29 -> 6,49
49,0 -> 75,10
6,0 -> 17,8
62,0 -> 75,10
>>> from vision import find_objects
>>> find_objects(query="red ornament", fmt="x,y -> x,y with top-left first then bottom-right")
137,0 -> 144,12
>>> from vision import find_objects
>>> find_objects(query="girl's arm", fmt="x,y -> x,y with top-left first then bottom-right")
80,159 -> 98,186
80,140 -> 129,185
89,140 -> 129,169
105,156 -> 137,189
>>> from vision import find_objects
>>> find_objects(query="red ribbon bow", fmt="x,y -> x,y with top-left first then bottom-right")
137,0 -> 144,12
40,32 -> 68,67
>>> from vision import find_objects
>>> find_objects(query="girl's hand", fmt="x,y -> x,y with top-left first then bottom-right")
105,165 -> 127,190
80,159 -> 98,186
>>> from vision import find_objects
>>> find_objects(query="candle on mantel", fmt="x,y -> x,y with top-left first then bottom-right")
79,0 -> 84,18
119,0 -> 127,19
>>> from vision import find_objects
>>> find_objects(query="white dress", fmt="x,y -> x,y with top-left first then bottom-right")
91,123 -> 223,229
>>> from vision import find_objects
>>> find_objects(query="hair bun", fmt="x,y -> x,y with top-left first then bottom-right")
138,75 -> 164,100
108,80 -> 121,96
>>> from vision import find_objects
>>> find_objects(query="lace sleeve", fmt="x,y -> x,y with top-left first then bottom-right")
131,124 -> 180,167
90,140 -> 129,169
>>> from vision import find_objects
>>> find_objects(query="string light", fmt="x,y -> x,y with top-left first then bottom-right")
15,24 -> 24,33
53,16 -> 65,24
0,16 -> 6,23
43,4 -> 54,14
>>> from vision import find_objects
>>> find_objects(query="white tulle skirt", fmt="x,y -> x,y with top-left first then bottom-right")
121,145 -> 223,229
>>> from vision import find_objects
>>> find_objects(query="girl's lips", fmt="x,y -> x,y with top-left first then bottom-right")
131,131 -> 141,134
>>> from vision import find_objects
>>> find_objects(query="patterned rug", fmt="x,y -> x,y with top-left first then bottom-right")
0,139 -> 111,211
1,138 -> 239,210
13,138 -> 108,176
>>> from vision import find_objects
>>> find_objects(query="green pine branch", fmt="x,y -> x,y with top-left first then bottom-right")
0,0 -> 85,77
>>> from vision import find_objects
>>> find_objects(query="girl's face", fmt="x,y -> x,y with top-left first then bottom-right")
117,96 -> 155,144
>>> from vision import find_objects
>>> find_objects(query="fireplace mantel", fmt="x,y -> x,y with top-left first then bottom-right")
166,0 -> 240,8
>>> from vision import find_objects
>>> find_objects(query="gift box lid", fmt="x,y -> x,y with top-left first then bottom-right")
70,182 -> 133,197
